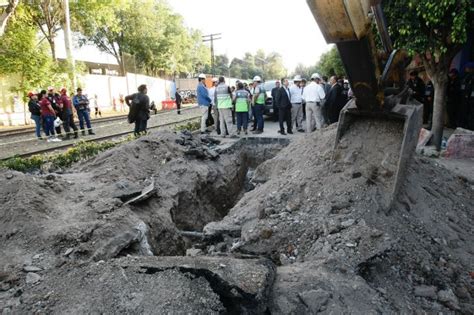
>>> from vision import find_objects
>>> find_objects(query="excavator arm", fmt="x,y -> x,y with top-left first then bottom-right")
306,0 -> 423,210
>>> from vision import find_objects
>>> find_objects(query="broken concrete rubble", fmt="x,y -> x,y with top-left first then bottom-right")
0,128 -> 473,313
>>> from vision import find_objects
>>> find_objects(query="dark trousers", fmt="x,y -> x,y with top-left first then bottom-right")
251,105 -> 257,130
253,104 -> 264,131
134,119 -> 148,135
176,102 -> 181,114
272,103 -> 278,121
94,107 -> 102,117
31,114 -> 42,138
63,114 -> 78,137
77,109 -> 92,132
279,106 -> 292,132
43,115 -> 55,137
423,101 -> 433,125
206,105 -> 214,127
236,112 -> 249,130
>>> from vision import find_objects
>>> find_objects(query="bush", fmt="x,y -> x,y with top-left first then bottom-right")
0,140 -> 119,172
173,120 -> 201,132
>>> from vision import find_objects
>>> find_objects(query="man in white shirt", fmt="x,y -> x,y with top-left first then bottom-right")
302,73 -> 326,132
208,78 -> 220,134
290,75 -> 304,132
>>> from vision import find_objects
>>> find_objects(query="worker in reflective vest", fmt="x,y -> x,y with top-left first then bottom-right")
251,75 -> 265,134
233,82 -> 250,136
215,76 -> 235,137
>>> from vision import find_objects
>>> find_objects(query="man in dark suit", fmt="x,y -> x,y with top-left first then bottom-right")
271,80 -> 281,122
275,78 -> 292,135
326,76 -> 347,124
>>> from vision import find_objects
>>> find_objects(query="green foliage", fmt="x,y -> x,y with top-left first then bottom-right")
226,50 -> 287,80
0,4 -> 85,100
384,0 -> 472,59
291,46 -> 345,79
71,0 -> 210,76
173,120 -> 201,132
0,140 -> 119,173
316,47 -> 345,77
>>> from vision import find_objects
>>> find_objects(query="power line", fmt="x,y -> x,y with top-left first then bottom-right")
202,33 -> 222,76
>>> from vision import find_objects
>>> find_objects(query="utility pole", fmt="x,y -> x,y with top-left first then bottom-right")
202,33 -> 221,76
62,0 -> 77,90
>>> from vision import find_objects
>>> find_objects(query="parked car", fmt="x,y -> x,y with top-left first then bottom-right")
263,80 -> 279,116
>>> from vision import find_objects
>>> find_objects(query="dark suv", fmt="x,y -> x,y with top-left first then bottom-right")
263,80 -> 279,116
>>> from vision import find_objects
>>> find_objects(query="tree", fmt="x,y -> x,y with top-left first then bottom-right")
72,0 -> 209,77
0,0 -> 19,36
316,46 -> 345,78
26,0 -> 64,60
71,0 -> 130,75
262,52 -> 286,80
384,0 -> 473,150
0,4 -> 76,100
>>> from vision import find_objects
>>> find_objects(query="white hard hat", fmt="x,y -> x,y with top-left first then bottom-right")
253,75 -> 262,82
311,73 -> 321,80
212,77 -> 218,82
293,75 -> 302,82
198,73 -> 206,79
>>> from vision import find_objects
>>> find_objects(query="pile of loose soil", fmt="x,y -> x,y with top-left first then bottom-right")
0,131 -> 285,313
205,124 -> 474,313
1,125 -> 472,314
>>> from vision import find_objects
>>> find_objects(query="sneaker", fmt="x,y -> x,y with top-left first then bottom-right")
47,138 -> 53,143
288,130 -> 294,134
278,130 -> 286,135
52,137 -> 62,142
297,129 -> 305,133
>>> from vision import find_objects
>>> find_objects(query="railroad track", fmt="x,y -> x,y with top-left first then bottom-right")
0,106 -> 197,138
0,114 -> 129,138
3,115 -> 201,159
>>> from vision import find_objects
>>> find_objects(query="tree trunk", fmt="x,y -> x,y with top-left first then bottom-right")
0,0 -> 19,36
421,54 -> 452,151
48,36 -> 56,60
431,76 -> 448,150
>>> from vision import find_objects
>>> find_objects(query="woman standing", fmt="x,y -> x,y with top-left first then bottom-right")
233,82 -> 250,135
39,90 -> 61,142
27,91 -> 42,140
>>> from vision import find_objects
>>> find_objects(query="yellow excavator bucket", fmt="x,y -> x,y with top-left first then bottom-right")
306,0 -> 423,210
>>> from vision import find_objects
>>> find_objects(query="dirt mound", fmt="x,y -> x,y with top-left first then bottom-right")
0,131 -> 287,313
1,126 -> 472,313
205,125 -> 474,313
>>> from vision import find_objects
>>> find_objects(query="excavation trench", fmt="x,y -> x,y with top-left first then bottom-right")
119,137 -> 289,258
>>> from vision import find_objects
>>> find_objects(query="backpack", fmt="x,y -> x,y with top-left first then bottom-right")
127,94 -> 141,124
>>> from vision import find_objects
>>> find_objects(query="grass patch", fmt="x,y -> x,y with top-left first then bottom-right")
0,140 -> 123,172
173,120 -> 200,132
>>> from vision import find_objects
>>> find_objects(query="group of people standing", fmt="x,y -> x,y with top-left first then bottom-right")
197,74 -> 267,137
273,73 -> 349,135
28,87 -> 95,142
196,73 -> 351,137
406,63 -> 474,131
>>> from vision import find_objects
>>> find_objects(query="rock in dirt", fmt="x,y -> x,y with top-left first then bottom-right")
297,288 -> 331,312
414,285 -> 437,299
23,266 -> 42,273
25,273 -> 41,284
437,288 -> 460,310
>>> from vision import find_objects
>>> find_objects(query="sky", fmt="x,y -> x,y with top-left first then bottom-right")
168,0 -> 332,73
